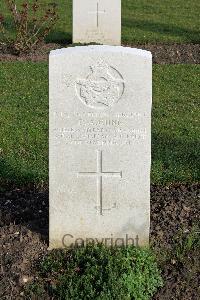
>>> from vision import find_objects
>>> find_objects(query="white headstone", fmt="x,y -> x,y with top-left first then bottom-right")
49,46 -> 152,249
73,0 -> 121,45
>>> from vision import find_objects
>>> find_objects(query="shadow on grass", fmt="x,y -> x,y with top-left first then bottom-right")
0,157 -> 46,189
123,18 -> 200,43
152,131 -> 200,182
0,159 -> 49,240
46,31 -> 72,44
0,133 -> 199,242
0,186 -> 49,241
0,16 -> 72,45
0,130 -> 199,187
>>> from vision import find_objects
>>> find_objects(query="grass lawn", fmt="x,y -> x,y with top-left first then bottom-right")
0,63 -> 199,187
0,0 -> 199,44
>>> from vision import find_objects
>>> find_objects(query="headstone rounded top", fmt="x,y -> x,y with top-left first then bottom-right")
50,46 -> 152,59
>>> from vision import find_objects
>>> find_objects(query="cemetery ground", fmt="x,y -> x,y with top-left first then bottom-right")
0,0 -> 200,299
0,62 -> 199,299
0,0 -> 200,63
0,0 -> 199,44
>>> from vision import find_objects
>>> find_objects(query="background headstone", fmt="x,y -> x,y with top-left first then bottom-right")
73,0 -> 121,45
49,46 -> 152,248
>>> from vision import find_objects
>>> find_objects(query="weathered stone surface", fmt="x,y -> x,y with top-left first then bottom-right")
49,45 -> 152,248
73,0 -> 121,45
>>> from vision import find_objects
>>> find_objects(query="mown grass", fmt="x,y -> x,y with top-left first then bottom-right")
0,63 -> 199,187
0,63 -> 48,187
0,0 -> 199,44
152,65 -> 200,183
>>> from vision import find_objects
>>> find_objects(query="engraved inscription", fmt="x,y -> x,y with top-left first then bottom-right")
77,150 -> 122,215
85,29 -> 105,42
53,111 -> 147,146
55,126 -> 146,146
76,61 -> 125,109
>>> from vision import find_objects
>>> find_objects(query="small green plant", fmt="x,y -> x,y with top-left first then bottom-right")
25,282 -> 46,298
38,244 -> 163,300
173,226 -> 200,263
154,226 -> 200,297
0,0 -> 58,54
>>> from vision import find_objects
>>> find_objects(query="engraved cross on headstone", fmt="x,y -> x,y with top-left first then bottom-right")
88,2 -> 106,28
77,150 -> 122,215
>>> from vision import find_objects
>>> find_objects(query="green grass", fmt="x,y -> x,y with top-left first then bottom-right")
25,244 -> 163,299
152,65 -> 200,183
0,63 -> 199,187
0,63 -> 48,187
0,0 -> 199,44
173,226 -> 200,263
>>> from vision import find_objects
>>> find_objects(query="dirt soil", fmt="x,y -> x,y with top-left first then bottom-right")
0,43 -> 199,64
0,184 -> 199,299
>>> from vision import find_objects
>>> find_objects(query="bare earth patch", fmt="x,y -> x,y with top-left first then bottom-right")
0,184 -> 199,299
0,43 -> 199,64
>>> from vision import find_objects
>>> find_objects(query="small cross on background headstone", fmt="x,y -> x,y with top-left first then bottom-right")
88,2 -> 106,27
73,0 -> 121,45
